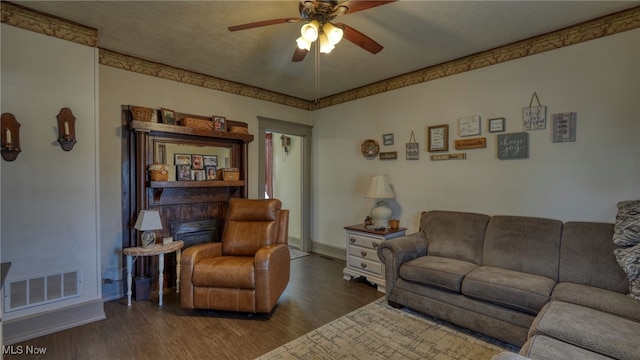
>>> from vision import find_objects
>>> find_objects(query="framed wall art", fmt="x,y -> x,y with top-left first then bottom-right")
551,112 -> 577,143
488,118 -> 505,133
383,133 -> 394,146
380,151 -> 398,160
497,132 -> 529,160
427,124 -> 448,152
406,131 -> 419,160
523,92 -> 547,131
458,115 -> 481,137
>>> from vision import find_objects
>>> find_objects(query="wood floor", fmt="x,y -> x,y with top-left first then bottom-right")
5,254 -> 384,360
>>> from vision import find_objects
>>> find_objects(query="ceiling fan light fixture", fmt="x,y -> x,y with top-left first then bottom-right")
296,36 -> 312,51
300,20 -> 319,42
319,33 -> 334,54
323,22 -> 343,45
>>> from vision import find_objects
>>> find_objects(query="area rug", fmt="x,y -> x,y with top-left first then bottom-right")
257,298 -> 518,359
289,246 -> 310,260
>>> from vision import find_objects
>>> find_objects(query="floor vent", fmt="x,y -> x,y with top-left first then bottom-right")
5,270 -> 81,313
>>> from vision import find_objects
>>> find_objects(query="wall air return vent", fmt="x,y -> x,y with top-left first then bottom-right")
4,270 -> 81,313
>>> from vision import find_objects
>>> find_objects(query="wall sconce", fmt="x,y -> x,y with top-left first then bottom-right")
1,113 -> 22,161
57,107 -> 77,151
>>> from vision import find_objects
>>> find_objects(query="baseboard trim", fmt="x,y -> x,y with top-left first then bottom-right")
310,241 -> 345,261
3,299 -> 106,345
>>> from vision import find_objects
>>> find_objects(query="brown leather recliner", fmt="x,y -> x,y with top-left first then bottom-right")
180,198 -> 290,313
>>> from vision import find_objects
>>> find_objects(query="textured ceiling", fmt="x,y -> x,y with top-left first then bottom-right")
14,1 -> 640,101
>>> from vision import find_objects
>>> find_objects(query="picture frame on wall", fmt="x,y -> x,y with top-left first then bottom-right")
383,133 -> 394,146
488,118 -> 506,133
427,124 -> 449,152
458,115 -> 481,137
174,153 -> 192,165
160,108 -> 177,125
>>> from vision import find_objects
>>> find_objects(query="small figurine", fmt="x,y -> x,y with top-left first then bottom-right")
364,216 -> 373,226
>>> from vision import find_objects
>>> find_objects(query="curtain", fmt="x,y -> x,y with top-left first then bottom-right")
265,133 -> 273,198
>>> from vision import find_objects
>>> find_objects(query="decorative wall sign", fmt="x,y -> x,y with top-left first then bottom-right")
383,133 -> 394,146
488,118 -> 505,133
455,137 -> 486,150
523,92 -> 547,131
380,151 -> 398,160
458,115 -> 481,137
497,132 -> 529,160
551,112 -> 577,143
406,131 -> 419,160
430,153 -> 467,161
427,124 -> 448,152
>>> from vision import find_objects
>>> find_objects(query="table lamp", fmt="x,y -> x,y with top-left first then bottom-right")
134,210 -> 163,248
365,175 -> 395,228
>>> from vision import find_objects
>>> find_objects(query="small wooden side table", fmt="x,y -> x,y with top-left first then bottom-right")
123,240 -> 184,306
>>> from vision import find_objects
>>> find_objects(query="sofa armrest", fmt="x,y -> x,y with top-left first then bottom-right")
377,232 -> 427,295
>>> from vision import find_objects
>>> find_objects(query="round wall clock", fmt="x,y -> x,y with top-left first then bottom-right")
361,139 -> 380,159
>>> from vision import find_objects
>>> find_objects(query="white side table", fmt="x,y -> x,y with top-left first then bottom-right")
123,240 -> 184,306
343,224 -> 406,293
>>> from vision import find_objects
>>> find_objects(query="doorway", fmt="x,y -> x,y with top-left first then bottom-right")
258,117 -> 312,252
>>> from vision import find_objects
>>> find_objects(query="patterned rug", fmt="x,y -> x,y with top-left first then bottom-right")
289,246 -> 310,260
257,298 -> 518,359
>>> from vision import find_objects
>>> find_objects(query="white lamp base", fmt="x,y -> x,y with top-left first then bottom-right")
371,200 -> 392,228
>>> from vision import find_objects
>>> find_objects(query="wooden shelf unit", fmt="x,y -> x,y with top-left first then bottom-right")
122,106 -> 254,295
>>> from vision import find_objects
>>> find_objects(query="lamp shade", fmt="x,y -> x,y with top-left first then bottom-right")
366,175 -> 395,199
134,210 -> 163,231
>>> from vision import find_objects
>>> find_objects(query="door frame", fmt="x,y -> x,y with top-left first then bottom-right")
258,116 -> 312,252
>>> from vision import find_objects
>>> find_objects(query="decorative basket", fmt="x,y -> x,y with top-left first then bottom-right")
217,168 -> 240,181
148,163 -> 169,181
129,106 -> 155,122
181,117 -> 214,131
229,125 -> 249,134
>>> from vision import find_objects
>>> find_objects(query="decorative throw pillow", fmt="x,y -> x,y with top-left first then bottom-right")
614,243 -> 640,300
612,200 -> 640,246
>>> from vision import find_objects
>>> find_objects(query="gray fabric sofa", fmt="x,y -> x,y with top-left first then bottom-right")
377,210 -> 640,360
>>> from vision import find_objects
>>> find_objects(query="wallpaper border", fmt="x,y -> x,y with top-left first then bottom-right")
2,2 -> 639,111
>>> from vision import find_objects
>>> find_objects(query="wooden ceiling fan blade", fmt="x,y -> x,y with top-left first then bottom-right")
292,47 -> 309,62
228,17 -> 303,32
336,0 -> 396,15
337,23 -> 383,54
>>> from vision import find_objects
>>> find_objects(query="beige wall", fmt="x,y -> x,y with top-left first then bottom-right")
1,24 -> 102,321
311,29 -> 640,251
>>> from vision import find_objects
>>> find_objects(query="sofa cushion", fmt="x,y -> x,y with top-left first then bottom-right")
520,335 -> 614,360
559,222 -> 628,293
612,200 -> 640,246
529,301 -> 640,360
399,255 -> 477,292
420,210 -> 489,264
482,216 -> 562,280
552,282 -> 640,321
461,266 -> 555,314
614,242 -> 640,300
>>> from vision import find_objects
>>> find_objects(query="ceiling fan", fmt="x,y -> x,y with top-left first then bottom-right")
228,0 -> 396,62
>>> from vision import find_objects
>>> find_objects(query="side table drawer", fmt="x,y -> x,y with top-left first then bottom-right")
347,255 -> 383,276
348,245 -> 378,261
346,233 -> 382,250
